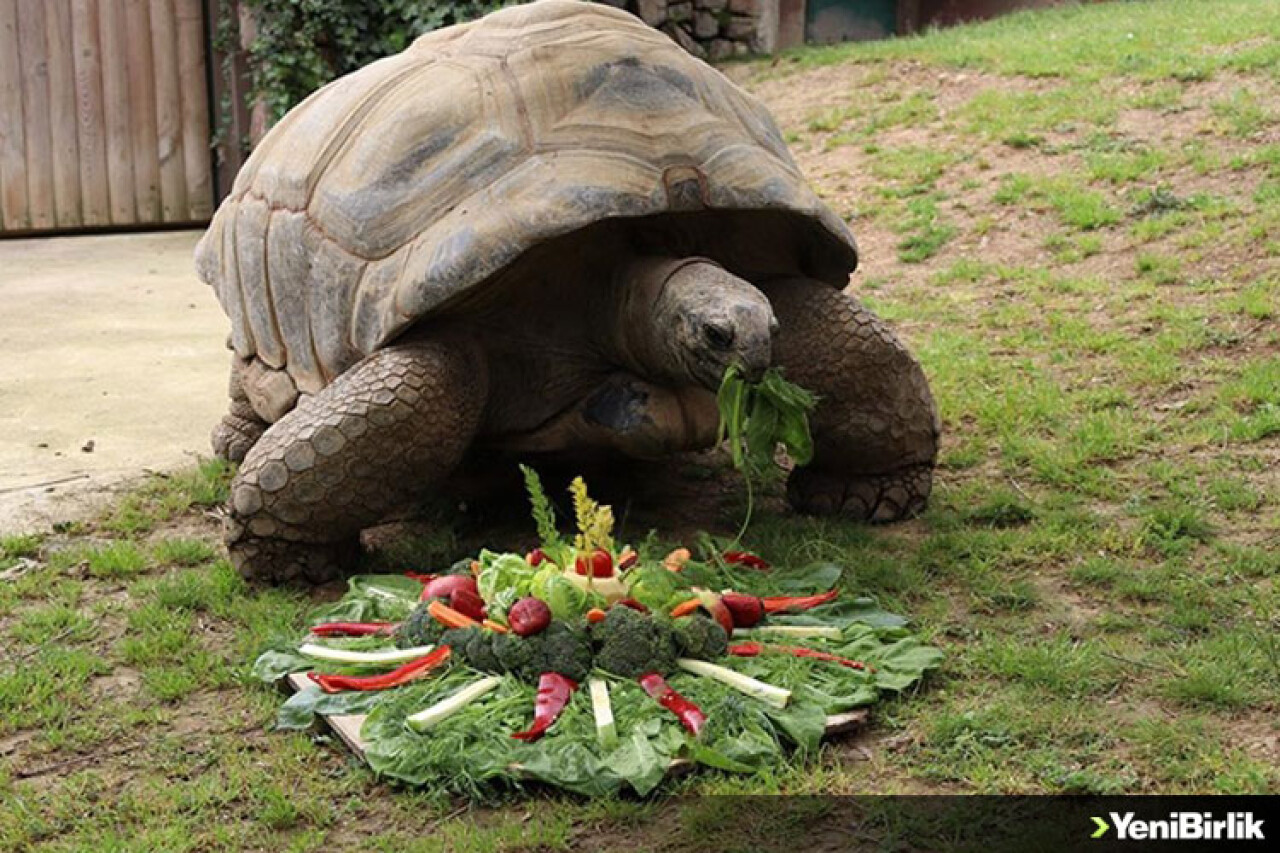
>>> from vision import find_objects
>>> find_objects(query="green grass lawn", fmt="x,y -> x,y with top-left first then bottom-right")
2,0 -> 1278,849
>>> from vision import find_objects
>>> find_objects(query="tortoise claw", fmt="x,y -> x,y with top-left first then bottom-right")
787,464 -> 933,523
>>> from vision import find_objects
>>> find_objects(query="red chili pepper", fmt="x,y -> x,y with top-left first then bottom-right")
723,550 -> 770,570
760,588 -> 839,613
638,672 -> 706,736
306,646 -> 452,693
511,672 -> 577,742
728,642 -> 872,672
308,621 -> 398,638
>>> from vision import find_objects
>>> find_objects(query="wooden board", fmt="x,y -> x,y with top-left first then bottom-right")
286,673 -> 870,774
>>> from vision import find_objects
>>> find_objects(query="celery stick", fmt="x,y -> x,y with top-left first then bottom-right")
732,625 -> 843,641
676,658 -> 791,709
406,676 -> 502,732
297,643 -> 435,666
588,677 -> 618,749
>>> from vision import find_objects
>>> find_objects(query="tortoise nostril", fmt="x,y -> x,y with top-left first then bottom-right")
703,322 -> 735,350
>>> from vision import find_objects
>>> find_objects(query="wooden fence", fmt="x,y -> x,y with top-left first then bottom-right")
0,0 -> 213,234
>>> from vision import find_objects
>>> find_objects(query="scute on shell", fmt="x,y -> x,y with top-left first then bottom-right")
195,0 -> 857,394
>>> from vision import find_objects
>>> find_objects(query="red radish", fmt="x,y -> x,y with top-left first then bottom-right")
617,550 -> 638,570
449,586 -> 487,622
508,597 -> 552,636
721,592 -> 765,628
574,548 -> 613,578
421,574 -> 478,601
527,548 -> 548,566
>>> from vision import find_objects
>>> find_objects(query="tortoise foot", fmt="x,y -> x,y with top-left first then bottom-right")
211,414 -> 265,463
787,464 -> 933,523
226,526 -> 356,584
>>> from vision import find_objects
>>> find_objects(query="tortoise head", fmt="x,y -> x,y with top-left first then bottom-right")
619,258 -> 778,390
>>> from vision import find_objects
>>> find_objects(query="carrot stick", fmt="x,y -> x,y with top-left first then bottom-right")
428,599 -> 479,629
482,619 -> 509,634
669,598 -> 701,618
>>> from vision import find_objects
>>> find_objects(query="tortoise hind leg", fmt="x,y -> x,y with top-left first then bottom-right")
767,277 -> 939,521
225,335 -> 487,583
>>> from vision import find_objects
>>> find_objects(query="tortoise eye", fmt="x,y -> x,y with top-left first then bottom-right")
703,322 -> 735,350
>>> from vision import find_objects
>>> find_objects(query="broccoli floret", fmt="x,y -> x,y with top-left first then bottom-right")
534,621 -> 593,683
673,613 -> 728,661
394,600 -> 446,649
491,631 -> 543,683
593,605 -> 677,679
444,557 -> 474,576
433,626 -> 504,675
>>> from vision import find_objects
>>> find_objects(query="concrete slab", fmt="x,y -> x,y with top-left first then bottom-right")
0,230 -> 228,532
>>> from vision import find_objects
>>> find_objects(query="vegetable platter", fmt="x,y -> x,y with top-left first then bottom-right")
252,470 -> 942,797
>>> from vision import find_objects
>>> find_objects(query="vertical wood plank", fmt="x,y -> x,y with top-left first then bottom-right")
16,0 -> 55,229
0,0 -> 28,230
70,0 -> 109,226
97,0 -> 134,223
149,0 -> 186,221
175,0 -> 211,218
124,0 -> 160,222
44,0 -> 83,227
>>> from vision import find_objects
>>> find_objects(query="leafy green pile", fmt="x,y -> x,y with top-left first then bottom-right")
716,365 -> 818,478
253,558 -> 941,798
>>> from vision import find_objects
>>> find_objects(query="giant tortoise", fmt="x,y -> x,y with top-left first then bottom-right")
196,0 -> 939,582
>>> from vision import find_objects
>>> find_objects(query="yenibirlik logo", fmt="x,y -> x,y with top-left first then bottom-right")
1092,812 -> 1266,842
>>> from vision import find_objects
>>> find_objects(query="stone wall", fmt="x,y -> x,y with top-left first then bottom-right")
598,0 -> 779,60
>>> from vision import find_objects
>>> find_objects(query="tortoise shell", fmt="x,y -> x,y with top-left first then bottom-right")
195,0 -> 858,394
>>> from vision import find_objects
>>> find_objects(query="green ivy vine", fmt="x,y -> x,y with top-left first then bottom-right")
236,1 -> 514,123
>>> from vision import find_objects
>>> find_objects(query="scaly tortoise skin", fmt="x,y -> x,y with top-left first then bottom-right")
196,0 -> 939,583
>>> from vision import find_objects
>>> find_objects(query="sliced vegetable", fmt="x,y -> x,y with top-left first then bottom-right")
638,672 -> 706,736
721,593 -> 765,628
732,624 -> 843,641
405,675 -> 502,732
587,677 -> 618,749
615,598 -> 649,613
527,548 -> 549,567
663,548 -> 691,572
728,642 -> 871,671
508,597 -> 552,636
297,642 -> 435,666
723,550 -> 770,570
308,621 -> 398,638
482,619 -> 509,634
586,607 -> 608,624
427,599 -> 479,629
404,571 -> 436,583
617,549 -> 638,570
669,598 -> 701,619
676,658 -> 791,710
511,672 -> 578,742
761,589 -> 839,613
308,646 -> 451,693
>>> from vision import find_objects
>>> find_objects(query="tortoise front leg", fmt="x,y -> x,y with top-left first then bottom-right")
767,277 -> 939,521
210,356 -> 269,464
225,335 -> 487,583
